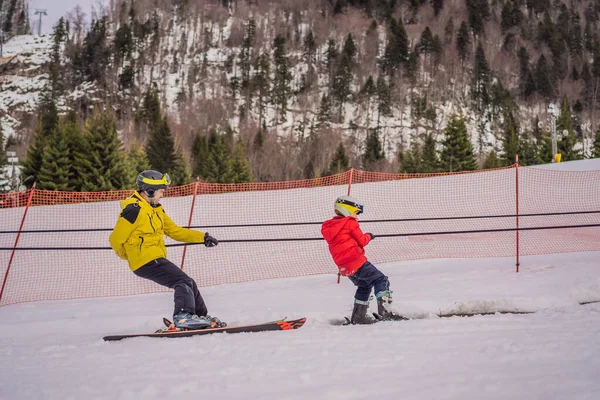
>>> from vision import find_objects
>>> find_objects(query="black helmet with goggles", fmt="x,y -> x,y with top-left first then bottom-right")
136,170 -> 171,198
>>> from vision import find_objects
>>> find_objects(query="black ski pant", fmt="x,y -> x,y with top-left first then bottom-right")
134,258 -> 208,318
348,261 -> 390,302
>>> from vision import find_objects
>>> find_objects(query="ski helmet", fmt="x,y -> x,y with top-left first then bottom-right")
334,195 -> 364,217
136,170 -> 171,198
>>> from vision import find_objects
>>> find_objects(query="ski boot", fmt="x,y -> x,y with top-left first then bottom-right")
173,311 -> 213,330
349,299 -> 377,325
206,315 -> 227,328
375,290 -> 407,321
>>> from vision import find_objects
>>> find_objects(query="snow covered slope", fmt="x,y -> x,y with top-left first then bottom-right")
531,157 -> 600,171
0,252 -> 599,400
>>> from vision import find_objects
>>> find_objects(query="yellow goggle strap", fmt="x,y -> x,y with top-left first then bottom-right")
336,203 -> 362,215
141,173 -> 171,186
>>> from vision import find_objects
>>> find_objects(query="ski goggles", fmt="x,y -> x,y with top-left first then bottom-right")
142,173 -> 171,187
337,198 -> 364,215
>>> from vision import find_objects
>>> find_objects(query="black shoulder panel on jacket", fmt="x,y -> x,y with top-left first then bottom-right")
120,203 -> 140,224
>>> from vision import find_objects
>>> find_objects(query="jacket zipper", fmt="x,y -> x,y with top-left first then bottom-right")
139,236 -> 144,253
148,215 -> 156,232
156,213 -> 164,231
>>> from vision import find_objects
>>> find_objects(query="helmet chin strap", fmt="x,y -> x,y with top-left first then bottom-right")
143,190 -> 158,206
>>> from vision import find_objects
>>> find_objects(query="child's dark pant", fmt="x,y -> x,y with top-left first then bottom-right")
134,258 -> 208,317
348,261 -> 390,302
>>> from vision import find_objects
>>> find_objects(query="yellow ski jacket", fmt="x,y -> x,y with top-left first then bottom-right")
109,192 -> 205,271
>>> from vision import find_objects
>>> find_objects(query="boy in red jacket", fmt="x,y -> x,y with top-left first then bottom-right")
321,195 -> 399,324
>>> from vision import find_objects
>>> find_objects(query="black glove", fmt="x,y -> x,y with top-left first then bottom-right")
366,233 -> 375,240
204,233 -> 218,247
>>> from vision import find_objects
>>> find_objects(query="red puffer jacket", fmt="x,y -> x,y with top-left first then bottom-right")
321,216 -> 371,276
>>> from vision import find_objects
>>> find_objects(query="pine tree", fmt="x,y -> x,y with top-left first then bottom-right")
252,53 -> 270,129
326,143 -> 350,175
517,47 -> 536,98
419,27 -> 435,55
17,2 -> 30,35
432,0 -> 444,16
192,134 -> 209,179
303,29 -> 317,87
518,131 -> 542,166
271,35 -> 292,124
65,115 -> 94,191
466,0 -> 490,36
76,16 -> 110,85
538,137 -> 553,163
472,44 -> 491,114
440,114 -> 478,172
500,2 -> 512,33
592,129 -> 600,158
239,18 -> 256,110
21,129 -> 46,189
127,141 -> 151,186
169,155 -> 191,187
580,62 -> 592,108
456,21 -> 470,62
137,88 -> 189,185
145,117 -> 186,184
535,55 -> 555,98
376,75 -> 392,120
404,47 -> 419,83
556,98 -> 583,161
363,128 -> 384,170
114,21 -> 133,62
501,117 -> 519,166
482,149 -> 500,168
37,121 -> 73,191
323,38 -> 338,84
332,34 -> 356,110
568,9 -> 583,56
21,88 -> 59,189
0,124 -> 8,184
421,134 -> 440,173
400,142 -> 421,173
254,129 -> 264,150
3,0 -> 17,34
138,89 -> 162,128
82,111 -> 130,191
316,94 -> 332,130
444,17 -> 454,44
380,17 -> 409,76
203,131 -> 235,183
231,139 -> 253,183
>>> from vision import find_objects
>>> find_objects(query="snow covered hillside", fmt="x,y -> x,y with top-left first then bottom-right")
0,35 -> 52,138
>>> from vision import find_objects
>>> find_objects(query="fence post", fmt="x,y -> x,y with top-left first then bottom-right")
0,184 -> 36,304
515,156 -> 520,273
347,168 -> 354,196
180,179 -> 200,271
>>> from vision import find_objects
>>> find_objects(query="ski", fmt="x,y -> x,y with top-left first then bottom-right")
330,313 -> 409,326
103,317 -> 306,341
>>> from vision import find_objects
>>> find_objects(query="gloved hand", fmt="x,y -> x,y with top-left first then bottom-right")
204,233 -> 218,247
366,233 -> 375,240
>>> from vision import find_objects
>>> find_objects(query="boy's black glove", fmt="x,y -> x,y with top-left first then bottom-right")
204,233 -> 218,247
366,233 -> 375,240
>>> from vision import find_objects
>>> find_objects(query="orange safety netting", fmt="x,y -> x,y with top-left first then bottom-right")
1,166 -> 599,306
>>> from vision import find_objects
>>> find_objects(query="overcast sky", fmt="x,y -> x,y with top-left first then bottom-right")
28,0 -> 107,35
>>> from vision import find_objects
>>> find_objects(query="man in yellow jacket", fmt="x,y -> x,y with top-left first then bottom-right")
109,170 -> 220,330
